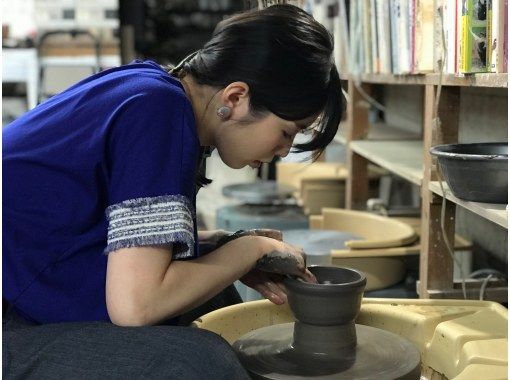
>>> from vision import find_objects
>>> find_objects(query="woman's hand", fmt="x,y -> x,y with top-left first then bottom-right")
255,239 -> 317,283
240,269 -> 288,305
215,228 -> 283,248
208,231 -> 318,305
239,237 -> 317,305
216,228 -> 316,281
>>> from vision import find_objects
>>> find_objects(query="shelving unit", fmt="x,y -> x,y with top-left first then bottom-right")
342,75 -> 508,303
336,122 -> 421,145
429,181 -> 508,229
350,140 -> 423,186
340,73 -> 508,88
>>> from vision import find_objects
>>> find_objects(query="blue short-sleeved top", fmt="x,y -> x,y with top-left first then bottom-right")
3,60 -> 201,324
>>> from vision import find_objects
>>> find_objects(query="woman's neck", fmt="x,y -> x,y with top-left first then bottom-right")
179,75 -> 218,147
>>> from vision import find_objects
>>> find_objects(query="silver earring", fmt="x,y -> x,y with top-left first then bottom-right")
216,106 -> 231,120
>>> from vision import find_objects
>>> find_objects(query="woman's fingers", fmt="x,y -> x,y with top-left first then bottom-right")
296,268 -> 318,284
241,270 -> 288,305
271,276 -> 288,293
265,279 -> 288,303
254,280 -> 287,305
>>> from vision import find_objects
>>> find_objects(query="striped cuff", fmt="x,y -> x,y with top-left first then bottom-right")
104,195 -> 195,258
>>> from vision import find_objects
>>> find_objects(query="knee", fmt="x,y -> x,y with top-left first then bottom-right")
149,327 -> 249,380
176,328 -> 249,379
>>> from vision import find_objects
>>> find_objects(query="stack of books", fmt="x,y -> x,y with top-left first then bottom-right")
306,0 -> 507,75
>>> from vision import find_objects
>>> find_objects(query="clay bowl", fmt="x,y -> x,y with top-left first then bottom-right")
283,266 -> 366,326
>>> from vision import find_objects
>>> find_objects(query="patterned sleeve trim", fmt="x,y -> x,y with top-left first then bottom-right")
104,195 -> 195,259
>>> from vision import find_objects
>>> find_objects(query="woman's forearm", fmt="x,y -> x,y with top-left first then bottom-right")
149,236 -> 264,324
106,236 -> 267,326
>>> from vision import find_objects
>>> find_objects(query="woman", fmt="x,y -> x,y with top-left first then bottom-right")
3,4 -> 343,378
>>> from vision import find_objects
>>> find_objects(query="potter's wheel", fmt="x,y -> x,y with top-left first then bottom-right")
233,266 -> 421,380
222,181 -> 296,204
233,323 -> 421,380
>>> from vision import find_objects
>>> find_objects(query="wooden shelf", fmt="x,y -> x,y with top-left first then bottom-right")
429,181 -> 508,229
340,73 -> 508,88
349,140 -> 424,186
343,71 -> 508,302
336,123 -> 421,145
422,279 -> 508,302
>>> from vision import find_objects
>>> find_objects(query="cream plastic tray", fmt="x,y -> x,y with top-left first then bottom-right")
310,208 -> 418,290
309,210 -> 472,291
193,299 -> 508,380
314,208 -> 419,249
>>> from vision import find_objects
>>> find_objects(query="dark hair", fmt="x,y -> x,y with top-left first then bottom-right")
172,4 -> 344,160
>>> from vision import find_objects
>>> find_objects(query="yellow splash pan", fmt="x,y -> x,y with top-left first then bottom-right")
193,298 -> 508,379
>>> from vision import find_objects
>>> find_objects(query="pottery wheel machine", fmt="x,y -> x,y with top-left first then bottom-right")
233,266 -> 421,379
216,181 -> 309,231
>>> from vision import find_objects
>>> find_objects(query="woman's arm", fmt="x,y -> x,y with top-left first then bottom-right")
106,235 -> 305,326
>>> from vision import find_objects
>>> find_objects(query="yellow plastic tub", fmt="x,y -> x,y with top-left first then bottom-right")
193,298 -> 508,380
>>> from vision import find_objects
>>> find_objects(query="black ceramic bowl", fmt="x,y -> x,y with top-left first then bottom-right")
283,266 -> 366,326
430,143 -> 508,204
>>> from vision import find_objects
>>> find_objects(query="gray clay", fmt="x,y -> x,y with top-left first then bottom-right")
255,250 -> 305,275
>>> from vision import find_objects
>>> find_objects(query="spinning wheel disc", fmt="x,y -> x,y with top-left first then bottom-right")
233,323 -> 421,380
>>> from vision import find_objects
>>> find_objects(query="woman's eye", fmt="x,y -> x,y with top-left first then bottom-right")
282,131 -> 291,140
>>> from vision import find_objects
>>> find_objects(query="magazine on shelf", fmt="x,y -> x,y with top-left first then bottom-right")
460,0 -> 489,73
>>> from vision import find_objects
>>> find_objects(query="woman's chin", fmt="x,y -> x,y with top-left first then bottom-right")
228,158 -> 261,169
223,160 -> 246,169
217,152 -> 257,169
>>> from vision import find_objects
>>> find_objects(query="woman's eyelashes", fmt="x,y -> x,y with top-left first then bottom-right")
282,130 -> 292,140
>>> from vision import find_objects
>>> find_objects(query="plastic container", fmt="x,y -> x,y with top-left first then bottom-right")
430,143 -> 508,204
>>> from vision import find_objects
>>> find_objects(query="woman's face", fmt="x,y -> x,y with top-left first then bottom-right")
215,113 -> 316,169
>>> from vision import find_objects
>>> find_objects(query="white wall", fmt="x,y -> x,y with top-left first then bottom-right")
2,0 -> 36,39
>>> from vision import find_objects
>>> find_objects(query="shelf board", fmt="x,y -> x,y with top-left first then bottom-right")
425,287 -> 508,302
429,181 -> 508,228
335,123 -> 421,146
349,140 -> 423,186
425,279 -> 508,302
340,73 -> 508,88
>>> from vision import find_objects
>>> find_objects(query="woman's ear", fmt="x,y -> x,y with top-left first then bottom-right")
220,82 -> 250,120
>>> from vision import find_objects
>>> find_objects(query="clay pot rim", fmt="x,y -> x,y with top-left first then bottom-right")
284,266 -> 367,294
